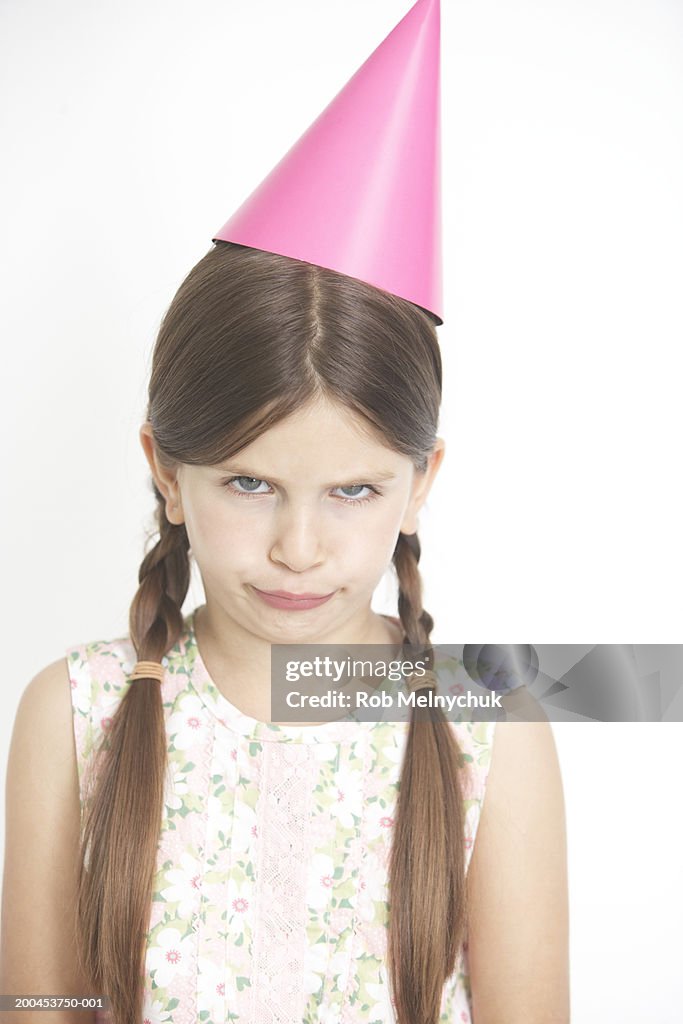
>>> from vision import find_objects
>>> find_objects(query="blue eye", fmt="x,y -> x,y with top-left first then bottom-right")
334,484 -> 378,504
224,476 -> 269,495
220,476 -> 381,505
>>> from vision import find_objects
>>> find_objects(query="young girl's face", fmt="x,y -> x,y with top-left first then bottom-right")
142,395 -> 444,641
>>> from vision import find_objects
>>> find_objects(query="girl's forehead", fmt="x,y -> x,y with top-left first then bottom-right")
273,396 -> 372,428
184,403 -> 413,484
240,401 -> 401,461
263,404 -> 375,439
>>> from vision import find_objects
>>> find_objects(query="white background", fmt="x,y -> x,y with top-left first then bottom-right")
1,0 -> 682,1018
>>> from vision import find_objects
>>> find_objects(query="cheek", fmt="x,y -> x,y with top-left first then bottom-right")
340,509 -> 402,569
183,493 -> 267,562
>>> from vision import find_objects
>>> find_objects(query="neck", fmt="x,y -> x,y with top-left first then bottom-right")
193,600 -> 404,726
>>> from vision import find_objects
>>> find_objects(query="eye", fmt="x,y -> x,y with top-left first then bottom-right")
332,484 -> 381,506
220,476 -> 382,505
222,476 -> 271,497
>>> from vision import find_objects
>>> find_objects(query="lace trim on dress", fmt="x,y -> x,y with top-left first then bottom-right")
250,741 -> 315,1020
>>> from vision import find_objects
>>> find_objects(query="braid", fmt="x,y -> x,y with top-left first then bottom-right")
76,489 -> 192,1023
130,489 -> 192,658
392,530 -> 434,664
387,530 -> 469,1024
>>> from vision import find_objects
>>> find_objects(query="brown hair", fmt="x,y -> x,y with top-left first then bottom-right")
75,240 -> 469,1023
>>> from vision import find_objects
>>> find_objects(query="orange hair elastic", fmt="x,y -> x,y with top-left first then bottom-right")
129,661 -> 166,682
407,670 -> 438,694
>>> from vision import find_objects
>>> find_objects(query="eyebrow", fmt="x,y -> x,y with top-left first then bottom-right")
215,464 -> 398,487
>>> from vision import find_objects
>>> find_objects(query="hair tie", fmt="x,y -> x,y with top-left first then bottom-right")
129,661 -> 165,682
407,670 -> 438,694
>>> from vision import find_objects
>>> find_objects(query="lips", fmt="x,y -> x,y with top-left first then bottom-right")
251,586 -> 336,611
258,589 -> 333,600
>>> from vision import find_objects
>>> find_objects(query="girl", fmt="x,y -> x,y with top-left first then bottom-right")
1,2 -> 568,1021
2,239 -> 569,1024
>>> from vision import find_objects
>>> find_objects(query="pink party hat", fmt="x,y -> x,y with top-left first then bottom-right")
212,0 -> 443,324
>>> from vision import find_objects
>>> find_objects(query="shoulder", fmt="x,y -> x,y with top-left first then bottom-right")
11,657 -> 74,760
484,718 -> 565,816
5,657 -> 80,894
6,658 -> 79,812
471,719 -> 567,867
465,720 -> 570,1022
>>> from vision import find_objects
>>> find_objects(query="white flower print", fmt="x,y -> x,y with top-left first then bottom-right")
226,877 -> 252,918
159,851 -> 203,918
365,797 -> 396,840
139,992 -> 174,1024
232,792 -> 258,854
93,689 -> 124,735
206,791 -> 233,841
328,947 -> 351,991
196,953 -> 226,1018
146,926 -> 194,989
71,670 -> 95,716
365,978 -> 396,1024
310,741 -> 342,764
306,852 -> 336,910
168,693 -> 208,750
165,766 -> 189,811
303,933 -> 330,994
380,733 -> 405,768
327,761 -> 364,828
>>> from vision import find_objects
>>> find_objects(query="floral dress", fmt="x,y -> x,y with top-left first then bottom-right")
67,607 -> 496,1024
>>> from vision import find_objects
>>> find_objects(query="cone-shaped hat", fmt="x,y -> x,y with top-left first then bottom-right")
212,0 -> 443,324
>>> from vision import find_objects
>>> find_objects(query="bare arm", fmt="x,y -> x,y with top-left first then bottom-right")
466,719 -> 570,1023
0,658 -> 98,1024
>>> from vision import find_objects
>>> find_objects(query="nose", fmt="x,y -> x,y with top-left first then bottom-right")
269,502 -> 325,573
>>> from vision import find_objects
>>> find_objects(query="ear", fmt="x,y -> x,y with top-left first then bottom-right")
399,437 -> 446,536
139,422 -> 184,525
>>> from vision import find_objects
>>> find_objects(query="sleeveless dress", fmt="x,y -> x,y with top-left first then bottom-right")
67,607 -> 497,1024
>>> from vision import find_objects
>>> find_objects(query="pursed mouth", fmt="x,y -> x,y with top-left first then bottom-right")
254,588 -> 335,601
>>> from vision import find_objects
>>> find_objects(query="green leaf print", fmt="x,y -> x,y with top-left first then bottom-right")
479,747 -> 492,767
236,976 -> 251,991
471,721 -> 492,745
